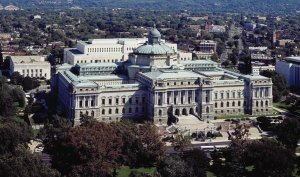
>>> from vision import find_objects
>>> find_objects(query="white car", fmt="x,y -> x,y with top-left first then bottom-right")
35,144 -> 44,153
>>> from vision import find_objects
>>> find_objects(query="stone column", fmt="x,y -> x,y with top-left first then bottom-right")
192,90 -> 195,103
178,91 -> 181,104
185,90 -> 188,104
164,92 -> 167,105
171,91 -> 174,104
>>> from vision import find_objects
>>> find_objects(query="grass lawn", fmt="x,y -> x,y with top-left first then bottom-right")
117,166 -> 156,177
215,114 -> 252,119
207,171 -> 217,177
273,102 -> 291,111
274,102 -> 300,117
32,129 -> 40,138
215,111 -> 279,120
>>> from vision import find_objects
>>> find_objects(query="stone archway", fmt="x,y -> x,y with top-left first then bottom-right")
182,108 -> 187,116
189,108 -> 194,114
175,109 -> 180,116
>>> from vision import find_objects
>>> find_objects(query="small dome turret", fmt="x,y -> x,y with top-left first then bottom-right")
148,26 -> 161,44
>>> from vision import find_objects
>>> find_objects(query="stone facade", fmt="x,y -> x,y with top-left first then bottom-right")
52,28 -> 273,126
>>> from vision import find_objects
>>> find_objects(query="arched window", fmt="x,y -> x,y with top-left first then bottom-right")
115,108 -> 119,114
232,102 -> 235,107
159,109 -> 162,116
265,100 -> 268,106
102,109 -> 105,115
256,101 -> 259,107
86,111 -> 88,115
221,102 -> 224,107
238,101 -> 241,106
215,102 -> 218,108
226,102 -> 229,107
109,109 -> 112,114
261,101 -> 264,107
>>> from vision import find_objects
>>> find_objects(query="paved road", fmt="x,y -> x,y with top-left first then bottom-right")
273,106 -> 300,119
165,141 -> 231,154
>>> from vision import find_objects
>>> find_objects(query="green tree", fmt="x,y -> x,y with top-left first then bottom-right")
44,121 -> 122,177
244,139 -> 295,177
0,118 -> 32,154
275,118 -> 300,150
182,149 -> 209,177
156,156 -> 193,177
260,70 -> 289,102
0,146 -> 60,177
11,72 -> 24,85
22,76 -> 40,92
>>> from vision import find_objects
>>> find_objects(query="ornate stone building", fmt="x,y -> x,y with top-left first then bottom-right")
52,28 -> 273,125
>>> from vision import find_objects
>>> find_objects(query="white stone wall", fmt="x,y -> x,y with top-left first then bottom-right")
13,62 -> 51,79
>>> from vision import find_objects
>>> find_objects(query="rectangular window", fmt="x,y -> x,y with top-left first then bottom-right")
91,100 -> 95,107
214,93 -> 218,99
85,100 -> 88,107
232,92 -> 235,98
116,98 -> 119,104
102,99 -> 105,105
226,92 -> 230,98
135,97 -> 139,104
109,99 -> 112,105
79,100 -> 82,107
221,93 -> 224,99
129,98 -> 132,104
122,98 -> 125,104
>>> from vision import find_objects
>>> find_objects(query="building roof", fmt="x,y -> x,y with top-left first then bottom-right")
133,27 -> 175,55
285,56 -> 300,64
9,55 -> 47,64
79,75 -> 128,81
76,62 -> 120,68
62,70 -> 97,88
141,69 -> 205,80
134,43 -> 175,55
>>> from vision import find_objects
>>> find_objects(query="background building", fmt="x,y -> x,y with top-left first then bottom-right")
276,56 -> 300,88
8,55 -> 51,79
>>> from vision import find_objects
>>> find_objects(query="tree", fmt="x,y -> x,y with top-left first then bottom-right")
182,149 -> 209,177
0,118 -> 32,154
172,133 -> 191,153
260,71 -> 289,102
156,156 -> 193,177
0,146 -> 60,177
257,116 -> 272,131
111,121 -> 165,167
244,139 -> 295,177
44,121 -> 122,177
22,76 -> 40,92
136,122 -> 165,166
11,72 -> 24,85
0,85 -> 16,117
275,118 -> 300,149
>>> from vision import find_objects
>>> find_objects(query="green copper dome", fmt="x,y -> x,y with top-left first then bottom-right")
134,43 -> 175,55
133,27 -> 175,55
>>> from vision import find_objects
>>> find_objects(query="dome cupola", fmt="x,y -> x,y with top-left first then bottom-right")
148,25 -> 161,44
